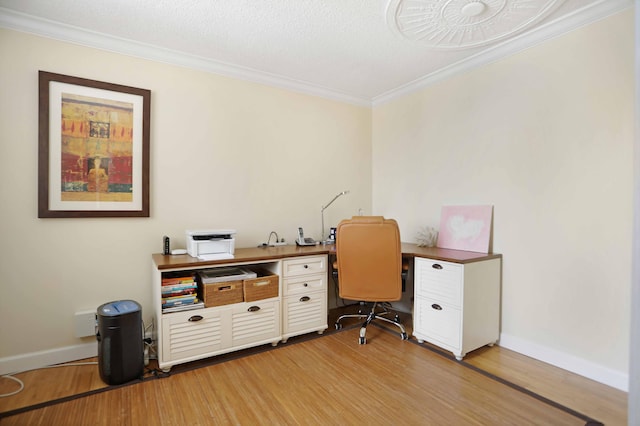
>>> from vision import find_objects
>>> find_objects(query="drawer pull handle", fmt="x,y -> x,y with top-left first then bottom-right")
248,305 -> 261,312
188,315 -> 204,322
253,280 -> 270,287
300,296 -> 310,302
304,264 -> 309,269
432,264 -> 443,270
431,304 -> 443,311
303,283 -> 308,287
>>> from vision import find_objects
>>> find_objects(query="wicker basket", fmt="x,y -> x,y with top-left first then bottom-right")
201,280 -> 244,307
243,271 -> 279,302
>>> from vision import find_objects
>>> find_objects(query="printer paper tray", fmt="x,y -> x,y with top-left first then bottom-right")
197,253 -> 235,261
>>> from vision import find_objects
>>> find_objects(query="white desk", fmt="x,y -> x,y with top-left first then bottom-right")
152,244 -> 501,370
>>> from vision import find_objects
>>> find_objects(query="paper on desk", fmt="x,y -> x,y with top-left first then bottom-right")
197,253 -> 235,261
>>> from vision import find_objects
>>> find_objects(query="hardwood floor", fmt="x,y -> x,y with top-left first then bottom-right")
0,308 -> 627,425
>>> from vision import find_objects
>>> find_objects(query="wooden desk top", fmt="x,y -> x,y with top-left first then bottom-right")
153,243 -> 501,270
400,243 -> 502,263
153,245 -> 331,270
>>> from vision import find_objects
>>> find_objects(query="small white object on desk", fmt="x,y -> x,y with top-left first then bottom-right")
170,249 -> 187,255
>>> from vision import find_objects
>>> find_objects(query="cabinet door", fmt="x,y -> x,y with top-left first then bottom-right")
282,291 -> 327,335
231,300 -> 280,347
282,256 -> 327,278
161,308 -> 226,362
415,258 -> 463,307
415,296 -> 461,350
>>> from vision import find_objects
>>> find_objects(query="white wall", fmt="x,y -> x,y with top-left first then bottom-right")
0,29 -> 371,371
372,10 -> 634,390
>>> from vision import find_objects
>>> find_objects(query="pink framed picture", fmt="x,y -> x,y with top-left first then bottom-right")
437,205 -> 493,253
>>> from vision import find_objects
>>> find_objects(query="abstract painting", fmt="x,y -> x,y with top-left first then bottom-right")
437,205 -> 493,253
39,71 -> 150,218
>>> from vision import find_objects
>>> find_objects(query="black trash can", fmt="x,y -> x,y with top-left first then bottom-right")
96,300 -> 144,385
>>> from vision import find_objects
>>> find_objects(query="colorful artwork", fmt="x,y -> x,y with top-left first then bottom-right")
39,71 -> 150,218
60,93 -> 134,202
437,205 -> 493,253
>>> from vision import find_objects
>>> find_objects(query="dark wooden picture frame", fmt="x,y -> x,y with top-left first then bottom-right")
38,71 -> 150,218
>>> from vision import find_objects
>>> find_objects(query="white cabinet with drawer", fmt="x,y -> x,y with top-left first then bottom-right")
281,255 -> 328,342
230,299 -> 280,347
161,307 -> 226,363
413,257 -> 501,360
153,259 -> 282,372
160,298 -> 281,369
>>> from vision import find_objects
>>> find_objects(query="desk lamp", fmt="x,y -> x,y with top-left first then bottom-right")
321,190 -> 349,244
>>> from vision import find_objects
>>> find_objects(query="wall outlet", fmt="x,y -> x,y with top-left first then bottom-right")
74,310 -> 96,338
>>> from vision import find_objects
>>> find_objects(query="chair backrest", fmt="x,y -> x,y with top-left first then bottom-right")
336,216 -> 402,302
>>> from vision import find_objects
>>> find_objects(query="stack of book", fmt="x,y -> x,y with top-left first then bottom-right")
161,273 -> 204,313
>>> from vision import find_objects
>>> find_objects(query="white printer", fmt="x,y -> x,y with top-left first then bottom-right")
186,229 -> 236,260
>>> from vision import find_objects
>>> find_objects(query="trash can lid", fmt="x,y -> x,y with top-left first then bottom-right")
98,300 -> 141,316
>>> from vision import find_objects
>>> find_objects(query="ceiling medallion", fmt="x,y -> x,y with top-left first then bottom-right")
386,0 -> 565,49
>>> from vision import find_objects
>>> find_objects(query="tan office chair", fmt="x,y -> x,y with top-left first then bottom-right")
334,216 -> 408,344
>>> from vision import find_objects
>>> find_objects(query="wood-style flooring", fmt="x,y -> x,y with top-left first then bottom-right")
0,308 -> 627,425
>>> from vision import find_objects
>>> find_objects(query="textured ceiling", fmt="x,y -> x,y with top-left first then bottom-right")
0,0 -> 631,105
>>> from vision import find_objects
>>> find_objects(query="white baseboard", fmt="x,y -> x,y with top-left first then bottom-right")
499,332 -> 628,392
0,342 -> 98,375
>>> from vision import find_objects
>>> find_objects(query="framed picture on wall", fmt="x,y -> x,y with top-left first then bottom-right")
38,71 -> 151,218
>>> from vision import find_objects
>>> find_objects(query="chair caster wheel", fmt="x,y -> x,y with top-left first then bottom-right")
359,336 -> 366,345
401,332 -> 408,340
335,323 -> 342,330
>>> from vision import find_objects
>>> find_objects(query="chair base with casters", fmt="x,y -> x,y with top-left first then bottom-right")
335,302 -> 408,344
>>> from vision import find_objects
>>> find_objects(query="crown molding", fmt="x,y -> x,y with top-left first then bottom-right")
0,0 -> 633,108
373,0 -> 634,106
0,7 -> 371,107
